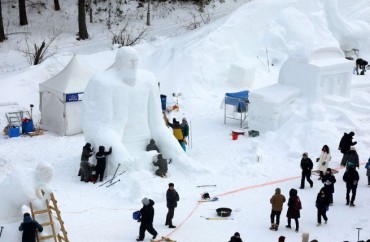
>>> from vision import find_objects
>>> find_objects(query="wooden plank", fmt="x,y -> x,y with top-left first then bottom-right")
41,221 -> 53,226
34,209 -> 49,215
39,235 -> 55,240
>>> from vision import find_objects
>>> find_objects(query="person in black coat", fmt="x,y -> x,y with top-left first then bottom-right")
339,132 -> 357,166
316,187 -> 330,225
78,143 -> 94,178
153,153 -> 168,178
229,232 -> 243,242
95,146 -> 112,182
300,152 -> 313,189
346,148 -> 359,170
286,188 -> 301,232
321,168 -> 336,205
343,166 -> 360,206
19,213 -> 43,242
356,58 -> 368,75
136,197 -> 158,241
146,139 -> 160,153
165,183 -> 180,228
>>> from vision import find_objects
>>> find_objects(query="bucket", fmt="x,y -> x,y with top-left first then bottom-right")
22,119 -> 34,134
160,94 -> 167,111
8,126 -> 20,138
133,211 -> 141,220
232,132 -> 238,140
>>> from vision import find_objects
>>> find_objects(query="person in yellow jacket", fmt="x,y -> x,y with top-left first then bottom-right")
167,118 -> 185,151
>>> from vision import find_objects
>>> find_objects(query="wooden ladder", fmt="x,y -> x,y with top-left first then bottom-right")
30,192 -> 69,242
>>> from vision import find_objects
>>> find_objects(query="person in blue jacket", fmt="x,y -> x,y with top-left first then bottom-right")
19,213 -> 43,242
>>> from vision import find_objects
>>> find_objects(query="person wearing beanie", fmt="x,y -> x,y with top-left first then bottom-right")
300,152 -> 314,189
229,232 -> 243,242
146,139 -> 160,153
343,166 -> 360,206
153,153 -> 168,178
269,188 -> 286,231
278,236 -> 285,242
95,146 -> 112,182
136,198 -> 158,241
19,213 -> 43,242
78,143 -> 94,180
165,183 -> 180,228
339,131 -> 357,166
321,168 -> 336,205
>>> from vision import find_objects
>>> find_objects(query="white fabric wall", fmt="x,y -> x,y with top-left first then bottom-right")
64,101 -> 83,136
41,92 -> 65,135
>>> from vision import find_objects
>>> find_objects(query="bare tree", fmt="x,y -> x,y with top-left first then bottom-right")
19,0 -> 28,25
0,0 -> 6,42
111,22 -> 147,47
19,33 -> 60,65
54,0 -> 60,11
78,0 -> 88,40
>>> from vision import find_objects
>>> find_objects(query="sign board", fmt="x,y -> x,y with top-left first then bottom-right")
66,93 -> 84,102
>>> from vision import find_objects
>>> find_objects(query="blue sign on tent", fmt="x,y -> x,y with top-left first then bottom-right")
66,93 -> 83,102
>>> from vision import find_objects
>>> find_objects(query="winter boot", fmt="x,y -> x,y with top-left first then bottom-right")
274,224 -> 279,231
269,224 -> 275,230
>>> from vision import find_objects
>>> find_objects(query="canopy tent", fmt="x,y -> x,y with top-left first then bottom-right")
39,55 -> 93,136
223,90 -> 249,128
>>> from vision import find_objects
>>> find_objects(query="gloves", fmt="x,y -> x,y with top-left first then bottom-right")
316,158 -> 319,162
322,162 -> 326,166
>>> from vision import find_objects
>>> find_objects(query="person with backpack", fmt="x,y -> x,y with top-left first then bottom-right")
136,197 -> 158,241
228,232 -> 243,242
19,213 -> 43,242
153,153 -> 168,178
321,168 -> 336,205
168,118 -> 186,151
365,158 -> 370,186
300,152 -> 314,189
270,188 -> 286,231
95,146 -> 112,182
315,187 -> 330,226
346,147 -> 359,170
339,131 -> 357,166
165,183 -> 180,228
286,188 -> 301,232
343,166 -> 360,206
181,117 -> 189,151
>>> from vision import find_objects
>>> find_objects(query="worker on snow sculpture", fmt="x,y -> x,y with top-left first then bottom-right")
83,47 -> 185,175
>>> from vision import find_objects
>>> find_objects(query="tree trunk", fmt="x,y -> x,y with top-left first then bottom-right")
0,0 -> 6,42
18,0 -> 28,26
78,0 -> 88,40
54,0 -> 60,11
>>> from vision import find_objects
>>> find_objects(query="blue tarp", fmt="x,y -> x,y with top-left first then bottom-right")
225,90 -> 249,112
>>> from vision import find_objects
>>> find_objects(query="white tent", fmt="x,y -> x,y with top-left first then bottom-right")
39,55 -> 93,136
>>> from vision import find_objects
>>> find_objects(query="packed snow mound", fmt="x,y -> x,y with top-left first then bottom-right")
145,0 -> 344,96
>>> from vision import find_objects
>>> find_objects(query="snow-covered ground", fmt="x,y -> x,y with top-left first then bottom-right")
1,0 -> 370,241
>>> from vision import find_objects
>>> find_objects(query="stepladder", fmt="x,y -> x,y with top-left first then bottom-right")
29,192 -> 69,242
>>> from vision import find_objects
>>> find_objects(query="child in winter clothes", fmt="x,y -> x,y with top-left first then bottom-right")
286,188 -> 301,232
95,146 -> 112,182
270,188 -> 286,231
321,168 -> 336,205
316,188 -> 330,225
229,232 -> 243,242
316,145 -> 331,179
365,158 -> 370,186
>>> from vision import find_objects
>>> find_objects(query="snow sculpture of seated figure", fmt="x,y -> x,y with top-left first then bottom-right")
0,162 -> 53,220
83,47 -> 185,175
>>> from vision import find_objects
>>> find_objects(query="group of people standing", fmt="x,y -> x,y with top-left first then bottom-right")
269,130 -> 368,238
135,183 -> 180,241
78,143 -> 112,183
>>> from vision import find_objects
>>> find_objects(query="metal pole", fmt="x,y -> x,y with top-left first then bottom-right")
356,228 -> 362,242
146,0 -> 151,26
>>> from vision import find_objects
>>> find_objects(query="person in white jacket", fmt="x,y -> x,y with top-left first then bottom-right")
316,145 -> 331,180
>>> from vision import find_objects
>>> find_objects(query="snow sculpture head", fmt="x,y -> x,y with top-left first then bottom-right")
110,47 -> 138,87
35,162 -> 53,184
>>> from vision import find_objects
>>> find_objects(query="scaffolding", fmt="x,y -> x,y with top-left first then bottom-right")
223,91 -> 249,128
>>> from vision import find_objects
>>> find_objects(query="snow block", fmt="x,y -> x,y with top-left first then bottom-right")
227,64 -> 255,88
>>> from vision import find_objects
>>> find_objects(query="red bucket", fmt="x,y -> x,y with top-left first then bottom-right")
232,132 -> 238,140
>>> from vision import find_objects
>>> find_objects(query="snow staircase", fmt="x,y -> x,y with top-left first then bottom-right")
30,192 -> 69,242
